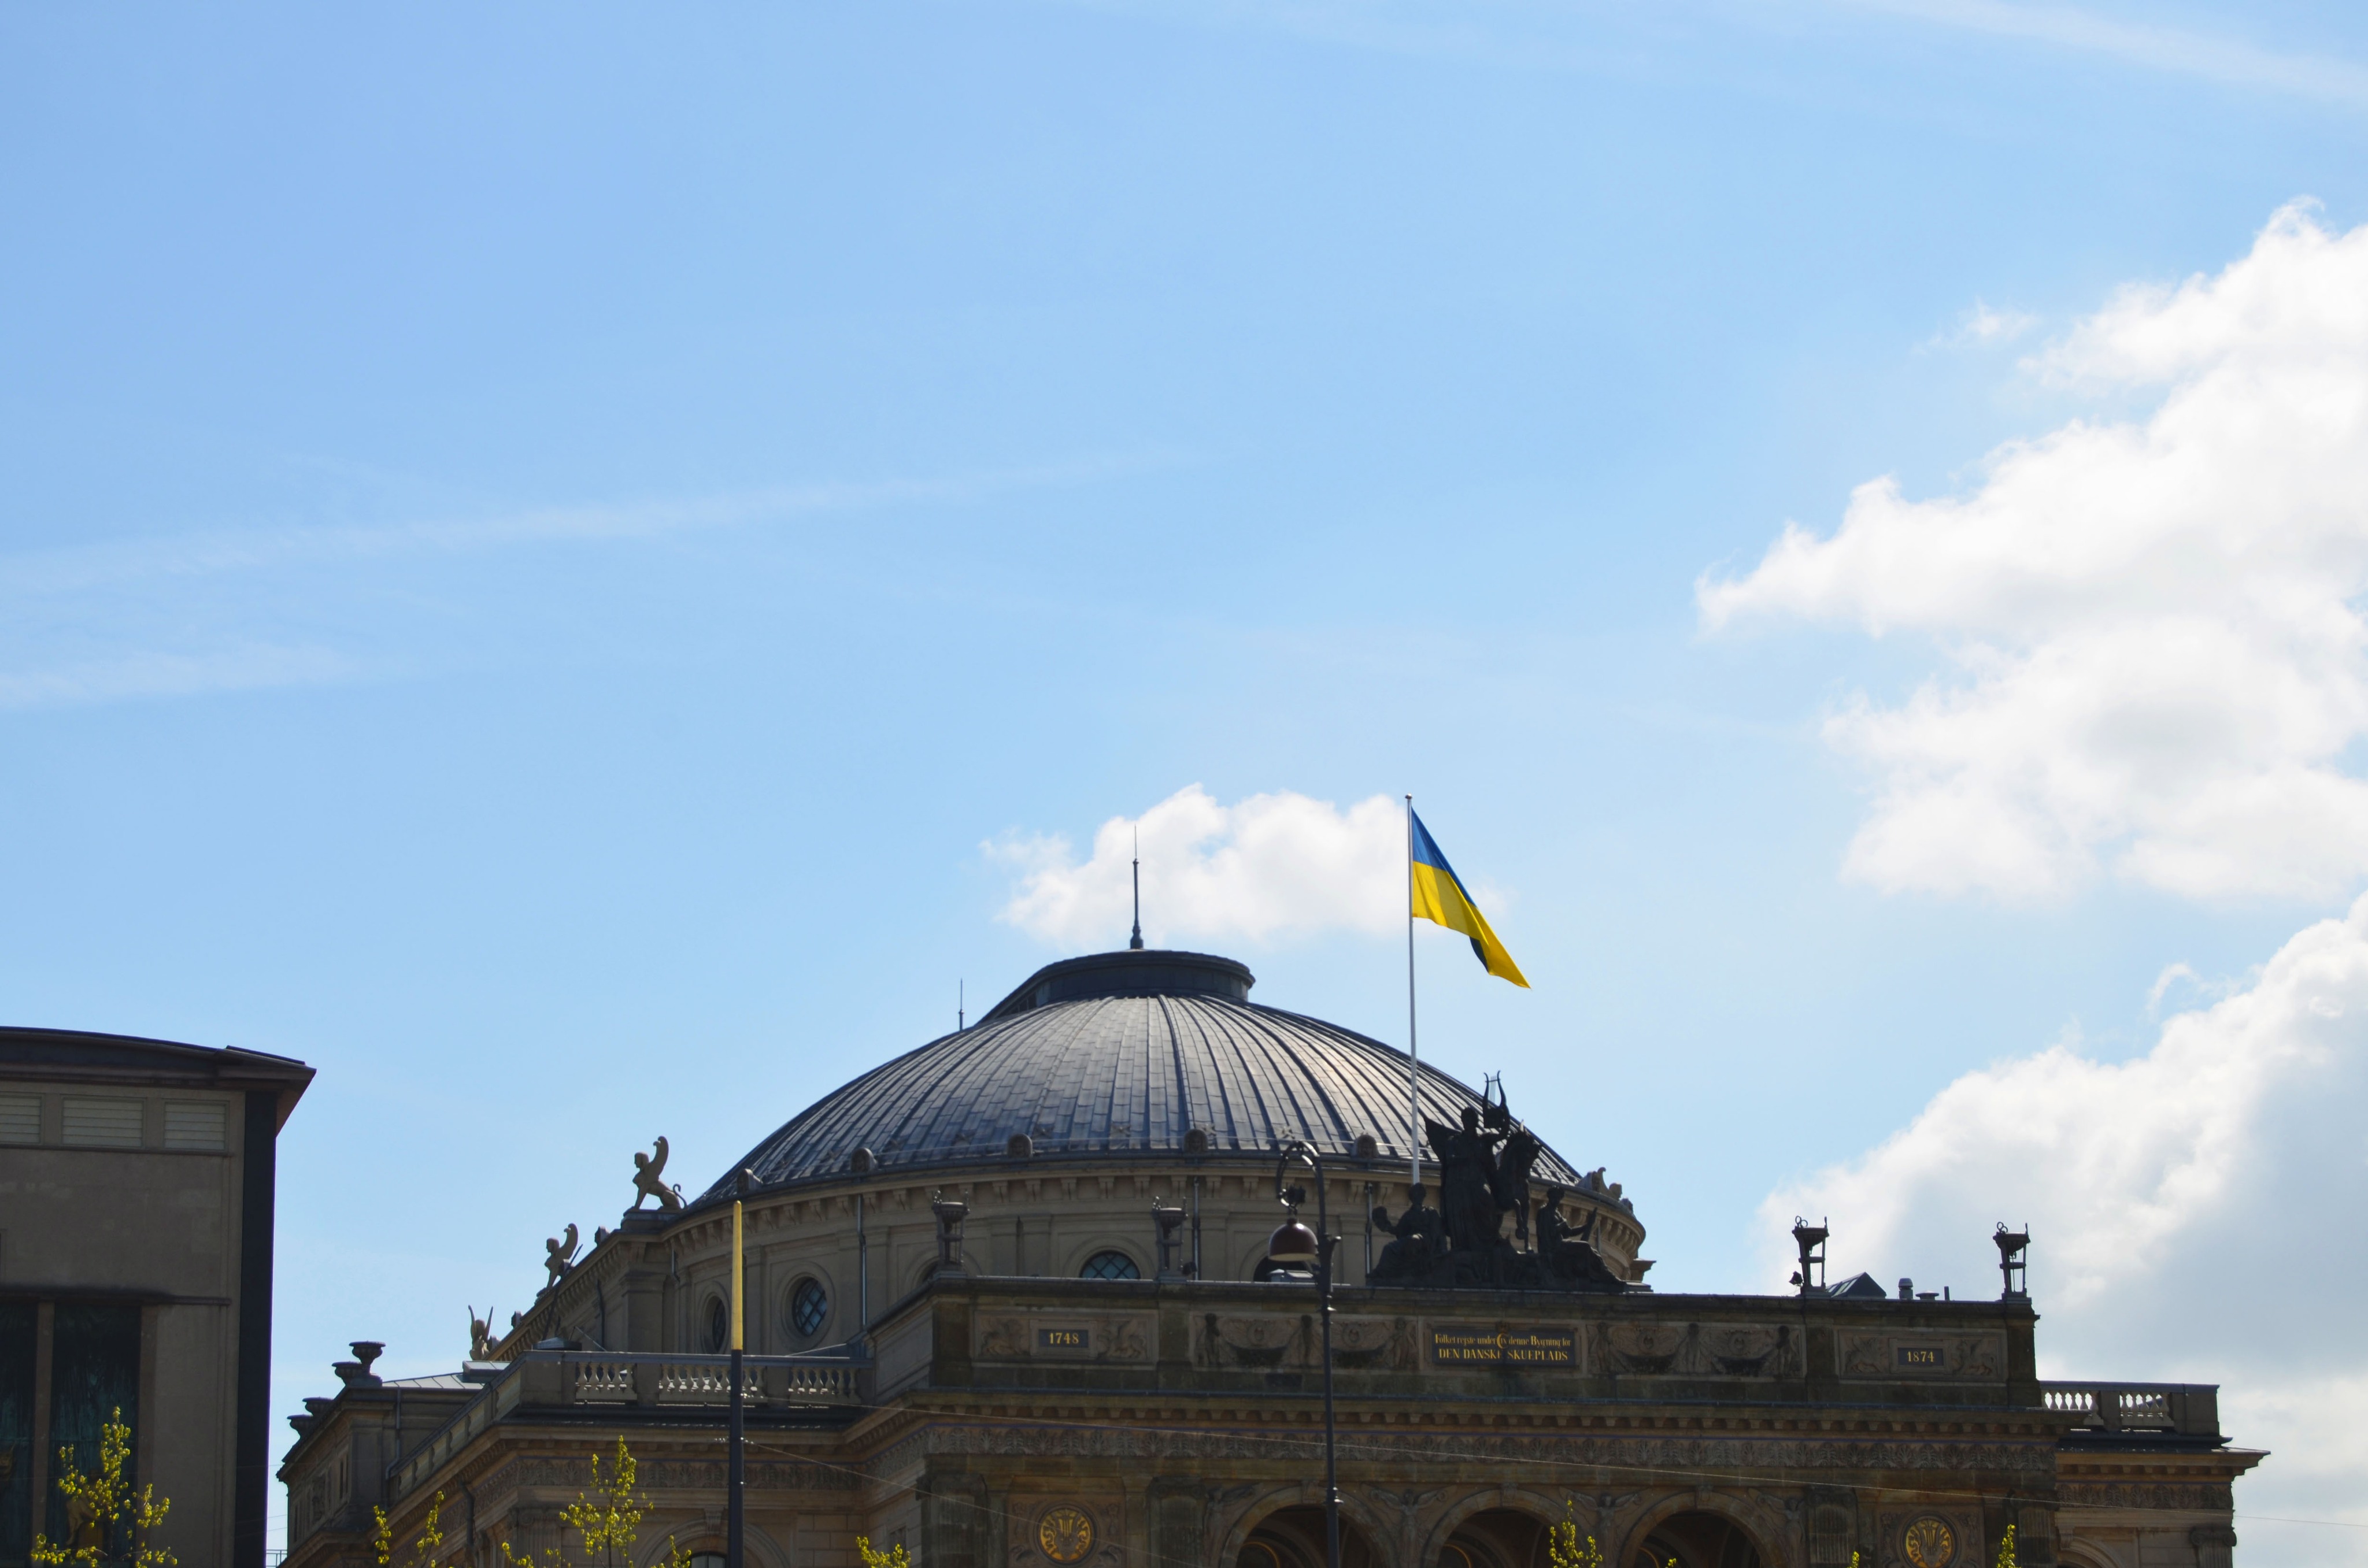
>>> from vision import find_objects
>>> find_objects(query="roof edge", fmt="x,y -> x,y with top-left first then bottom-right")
978,949 -> 1254,1023
0,1026 -> 315,1129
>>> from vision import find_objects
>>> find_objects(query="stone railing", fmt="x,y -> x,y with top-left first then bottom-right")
387,1350 -> 866,1498
2041,1381 -> 2220,1439
559,1351 -> 863,1406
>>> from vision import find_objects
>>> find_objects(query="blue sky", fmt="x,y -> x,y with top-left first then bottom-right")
8,2 -> 2368,1556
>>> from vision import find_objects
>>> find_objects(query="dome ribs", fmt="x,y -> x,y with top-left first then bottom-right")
1154,995 -> 1209,1148
700,968 -> 1583,1198
1030,995 -> 1102,1154
1237,1006 -> 1358,1155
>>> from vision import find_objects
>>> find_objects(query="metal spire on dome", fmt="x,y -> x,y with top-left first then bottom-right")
1129,827 -> 1144,950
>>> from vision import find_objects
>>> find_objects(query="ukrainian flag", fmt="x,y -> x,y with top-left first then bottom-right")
1409,811 -> 1529,988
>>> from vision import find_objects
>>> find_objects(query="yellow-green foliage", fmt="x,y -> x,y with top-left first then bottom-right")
1547,1501 -> 1602,1568
1995,1525 -> 2018,1568
498,1440 -> 691,1568
31,1408 -> 175,1568
857,1536 -> 913,1568
372,1492 -> 445,1568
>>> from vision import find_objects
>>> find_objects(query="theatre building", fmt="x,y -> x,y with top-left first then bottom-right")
279,950 -> 2262,1568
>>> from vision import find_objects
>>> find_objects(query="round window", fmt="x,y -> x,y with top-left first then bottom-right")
1079,1250 -> 1140,1281
703,1295 -> 728,1352
789,1277 -> 829,1338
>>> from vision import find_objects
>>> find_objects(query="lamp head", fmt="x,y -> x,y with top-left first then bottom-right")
1267,1217 -> 1320,1267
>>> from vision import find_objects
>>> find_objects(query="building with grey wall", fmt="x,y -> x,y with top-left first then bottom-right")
0,1028 -> 312,1568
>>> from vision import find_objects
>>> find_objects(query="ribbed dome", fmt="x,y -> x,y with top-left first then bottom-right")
702,950 -> 1585,1201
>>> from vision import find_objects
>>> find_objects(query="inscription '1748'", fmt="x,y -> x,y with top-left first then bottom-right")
1430,1327 -> 1575,1366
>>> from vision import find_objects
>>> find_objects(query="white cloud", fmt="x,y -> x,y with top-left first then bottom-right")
1933,298 -> 2038,346
1761,895 -> 2358,1308
1762,897 -> 2368,1548
993,784 -> 1405,948
1702,203 -> 2368,902
1838,0 -> 2368,111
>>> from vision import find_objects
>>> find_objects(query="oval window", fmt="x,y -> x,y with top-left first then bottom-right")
704,1295 -> 728,1352
1079,1250 -> 1140,1281
789,1277 -> 830,1338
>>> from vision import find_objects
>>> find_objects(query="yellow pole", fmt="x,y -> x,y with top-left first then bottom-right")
728,1190 -> 746,1565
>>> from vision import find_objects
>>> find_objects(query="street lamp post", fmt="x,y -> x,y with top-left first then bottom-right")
729,1167 -> 750,1568
1268,1140 -> 1340,1568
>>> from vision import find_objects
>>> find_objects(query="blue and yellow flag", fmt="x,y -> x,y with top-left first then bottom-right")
1409,811 -> 1529,988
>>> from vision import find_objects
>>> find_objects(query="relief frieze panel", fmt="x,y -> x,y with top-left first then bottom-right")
1588,1321 -> 1803,1377
973,1310 -> 1152,1363
1193,1313 -> 1416,1371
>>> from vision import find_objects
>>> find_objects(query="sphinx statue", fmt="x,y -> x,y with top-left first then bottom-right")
632,1136 -> 684,1212
543,1223 -> 579,1291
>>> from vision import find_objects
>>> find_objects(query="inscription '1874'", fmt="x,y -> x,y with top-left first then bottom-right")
1430,1327 -> 1575,1366
1896,1345 -> 1944,1368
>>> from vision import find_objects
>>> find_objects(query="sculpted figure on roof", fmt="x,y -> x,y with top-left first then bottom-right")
1426,1104 -> 1508,1254
633,1135 -> 683,1212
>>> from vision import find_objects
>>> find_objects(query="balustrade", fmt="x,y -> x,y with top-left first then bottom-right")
385,1348 -> 867,1500
2039,1380 -> 2219,1438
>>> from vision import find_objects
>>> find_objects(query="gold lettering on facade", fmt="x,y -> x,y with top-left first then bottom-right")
1428,1326 -> 1575,1365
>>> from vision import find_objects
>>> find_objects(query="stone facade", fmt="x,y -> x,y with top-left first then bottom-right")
487,1156 -> 1644,1366
281,1274 -> 2260,1568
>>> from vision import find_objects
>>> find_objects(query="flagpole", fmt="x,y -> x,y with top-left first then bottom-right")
1405,795 -> 1419,1195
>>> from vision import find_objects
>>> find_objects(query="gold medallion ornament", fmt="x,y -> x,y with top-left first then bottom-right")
1902,1516 -> 1956,1568
1039,1506 -> 1094,1563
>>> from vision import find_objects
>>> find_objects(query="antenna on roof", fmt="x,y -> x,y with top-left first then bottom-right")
958,980 -> 964,1032
1130,826 -> 1145,950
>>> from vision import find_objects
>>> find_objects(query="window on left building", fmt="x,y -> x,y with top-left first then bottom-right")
47,1304 -> 140,1544
0,1302 -> 34,1566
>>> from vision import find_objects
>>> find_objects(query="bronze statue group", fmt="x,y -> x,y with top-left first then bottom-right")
1368,1086 -> 1627,1293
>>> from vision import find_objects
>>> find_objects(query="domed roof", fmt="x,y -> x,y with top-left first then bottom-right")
703,950 -> 1585,1201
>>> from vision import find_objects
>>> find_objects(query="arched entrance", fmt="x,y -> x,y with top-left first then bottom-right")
1237,1505 -> 1383,1568
1629,1511 -> 1764,1568
1440,1507 -> 1553,1568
